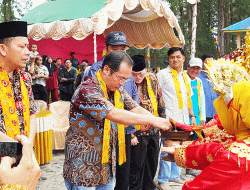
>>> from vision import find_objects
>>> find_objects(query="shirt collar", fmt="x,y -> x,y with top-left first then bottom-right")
167,65 -> 184,75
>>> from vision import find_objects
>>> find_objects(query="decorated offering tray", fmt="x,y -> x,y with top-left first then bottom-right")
160,118 -> 192,162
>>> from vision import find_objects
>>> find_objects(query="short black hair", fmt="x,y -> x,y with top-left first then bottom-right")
168,47 -> 185,57
102,50 -> 133,72
0,37 -> 14,46
35,55 -> 42,63
31,44 -> 37,47
201,54 -> 214,62
56,58 -> 62,61
82,59 -> 88,63
64,59 -> 71,64
70,52 -> 75,56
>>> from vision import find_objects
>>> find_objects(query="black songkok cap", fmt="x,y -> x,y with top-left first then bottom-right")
131,55 -> 146,72
0,21 -> 27,40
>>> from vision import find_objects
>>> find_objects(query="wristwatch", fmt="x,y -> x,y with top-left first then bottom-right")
190,114 -> 196,118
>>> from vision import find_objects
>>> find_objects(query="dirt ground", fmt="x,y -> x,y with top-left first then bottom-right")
37,152 -> 194,190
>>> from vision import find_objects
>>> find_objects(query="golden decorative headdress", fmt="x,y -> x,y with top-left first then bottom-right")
234,31 -> 250,73
205,58 -> 250,97
205,32 -> 250,104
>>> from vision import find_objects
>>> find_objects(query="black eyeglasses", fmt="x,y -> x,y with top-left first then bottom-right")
110,68 -> 130,83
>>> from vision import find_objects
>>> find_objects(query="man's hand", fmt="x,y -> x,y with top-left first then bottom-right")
0,135 -> 41,190
151,117 -> 171,131
131,136 -> 139,146
60,78 -> 67,82
191,117 -> 196,126
164,140 -> 181,147
201,120 -> 206,126
161,147 -> 177,154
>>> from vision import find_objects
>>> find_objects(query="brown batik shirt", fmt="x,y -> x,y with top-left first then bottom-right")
63,78 -> 138,187
136,73 -> 166,135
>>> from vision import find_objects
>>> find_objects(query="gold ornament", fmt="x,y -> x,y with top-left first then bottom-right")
205,58 -> 250,95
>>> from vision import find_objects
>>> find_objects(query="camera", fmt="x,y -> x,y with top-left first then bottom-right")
0,141 -> 22,166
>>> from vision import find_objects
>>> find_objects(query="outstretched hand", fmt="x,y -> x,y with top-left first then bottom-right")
152,117 -> 172,131
161,146 -> 177,154
0,135 -> 41,190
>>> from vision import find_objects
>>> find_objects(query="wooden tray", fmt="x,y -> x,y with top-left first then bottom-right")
161,130 -> 191,141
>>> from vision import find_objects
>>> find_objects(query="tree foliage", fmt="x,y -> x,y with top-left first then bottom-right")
128,0 -> 250,69
1,0 -> 249,69
0,0 -> 32,22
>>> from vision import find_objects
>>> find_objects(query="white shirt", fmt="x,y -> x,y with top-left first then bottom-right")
157,66 -> 190,124
30,51 -> 39,56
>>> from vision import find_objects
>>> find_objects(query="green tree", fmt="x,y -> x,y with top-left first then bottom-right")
0,0 -> 32,22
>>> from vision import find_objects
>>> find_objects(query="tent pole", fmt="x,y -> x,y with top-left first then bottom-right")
237,32 -> 241,49
94,32 -> 97,63
190,2 -> 198,59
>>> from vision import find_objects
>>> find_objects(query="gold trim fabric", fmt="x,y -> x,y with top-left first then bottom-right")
174,141 -> 192,168
0,184 -> 27,190
224,141 -> 250,171
27,0 -> 184,48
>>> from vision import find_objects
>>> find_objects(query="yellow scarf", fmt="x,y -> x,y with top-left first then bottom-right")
171,68 -> 192,109
135,74 -> 158,130
197,79 -> 202,121
96,70 -> 126,165
0,63 -> 30,138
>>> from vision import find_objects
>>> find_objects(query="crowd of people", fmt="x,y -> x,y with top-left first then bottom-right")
1,20 -> 250,190
25,44 -> 89,104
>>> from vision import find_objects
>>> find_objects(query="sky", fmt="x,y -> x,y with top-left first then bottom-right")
11,0 -> 47,19
30,0 -> 47,9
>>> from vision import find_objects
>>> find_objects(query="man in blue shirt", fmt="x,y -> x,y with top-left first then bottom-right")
84,31 -> 139,190
198,54 -> 219,123
186,58 -> 206,126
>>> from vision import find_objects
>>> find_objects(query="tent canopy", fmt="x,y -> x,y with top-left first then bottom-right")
223,17 -> 250,48
21,0 -> 185,49
223,17 -> 250,33
21,0 -> 106,24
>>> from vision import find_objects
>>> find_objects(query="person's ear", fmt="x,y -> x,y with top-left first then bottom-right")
0,44 -> 7,57
103,65 -> 111,75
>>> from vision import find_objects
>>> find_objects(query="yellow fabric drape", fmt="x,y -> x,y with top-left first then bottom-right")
214,81 -> 250,140
0,63 -> 30,138
96,70 -> 126,165
197,80 -> 202,121
135,75 -> 158,131
171,68 -> 192,109
34,110 -> 53,165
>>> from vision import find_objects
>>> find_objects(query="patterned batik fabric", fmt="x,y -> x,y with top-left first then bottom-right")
63,78 -> 138,187
136,73 -> 166,135
0,70 -> 36,135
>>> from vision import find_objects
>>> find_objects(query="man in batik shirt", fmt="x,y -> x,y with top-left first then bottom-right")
0,21 -> 37,142
63,51 -> 171,189
129,55 -> 166,190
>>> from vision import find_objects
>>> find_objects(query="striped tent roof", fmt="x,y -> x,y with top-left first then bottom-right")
21,0 -> 185,49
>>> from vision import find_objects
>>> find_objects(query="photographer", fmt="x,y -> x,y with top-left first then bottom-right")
0,135 -> 41,190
